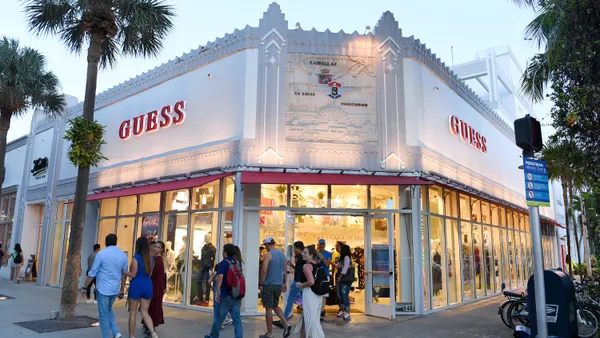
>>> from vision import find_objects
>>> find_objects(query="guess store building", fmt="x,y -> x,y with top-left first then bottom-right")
10,3 -> 563,318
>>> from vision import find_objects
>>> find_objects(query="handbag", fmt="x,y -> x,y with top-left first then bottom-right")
339,266 -> 355,284
326,285 -> 338,305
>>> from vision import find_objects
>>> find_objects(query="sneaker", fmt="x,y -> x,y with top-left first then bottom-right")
259,334 -> 274,338
272,320 -> 284,329
93,300 -> 98,304
336,311 -> 344,318
343,313 -> 351,321
114,334 -> 123,338
283,325 -> 292,338
86,300 -> 93,304
320,310 -> 325,320
223,317 -> 233,325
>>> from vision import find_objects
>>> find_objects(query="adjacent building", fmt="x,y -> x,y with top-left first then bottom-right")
2,3 -> 563,317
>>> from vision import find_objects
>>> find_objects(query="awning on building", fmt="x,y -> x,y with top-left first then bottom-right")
541,217 -> 566,229
87,173 -> 229,201
240,172 -> 432,185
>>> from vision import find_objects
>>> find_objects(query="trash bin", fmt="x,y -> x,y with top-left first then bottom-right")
527,269 -> 577,337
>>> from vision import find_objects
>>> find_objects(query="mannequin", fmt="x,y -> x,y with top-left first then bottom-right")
197,234 -> 216,305
165,241 -> 176,270
171,191 -> 189,211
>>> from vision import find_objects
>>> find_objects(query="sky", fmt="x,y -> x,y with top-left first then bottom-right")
0,0 -> 551,142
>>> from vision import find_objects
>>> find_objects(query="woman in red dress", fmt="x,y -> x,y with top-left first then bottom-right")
143,241 -> 166,336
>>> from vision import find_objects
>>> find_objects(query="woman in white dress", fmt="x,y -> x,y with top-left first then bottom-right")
293,245 -> 325,338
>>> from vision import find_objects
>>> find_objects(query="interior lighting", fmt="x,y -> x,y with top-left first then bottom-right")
201,193 -> 207,205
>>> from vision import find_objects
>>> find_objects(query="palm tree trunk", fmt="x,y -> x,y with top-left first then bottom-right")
562,180 -> 573,276
580,193 -> 592,276
59,31 -> 103,320
0,112 -> 11,200
568,181 -> 583,281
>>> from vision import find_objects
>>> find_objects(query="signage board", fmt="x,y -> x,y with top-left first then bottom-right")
523,158 -> 551,207
448,115 -> 487,154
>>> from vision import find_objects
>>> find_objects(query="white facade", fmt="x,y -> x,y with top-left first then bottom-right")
4,3 -> 562,316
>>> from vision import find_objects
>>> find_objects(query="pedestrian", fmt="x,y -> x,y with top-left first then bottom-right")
292,244 -> 325,338
86,244 -> 101,303
259,237 -> 292,338
274,241 -> 305,328
122,237 -> 159,338
336,244 -> 353,321
0,243 -> 4,271
315,239 -> 332,319
142,241 -> 166,336
204,243 -> 243,338
9,243 -> 23,283
81,234 -> 128,338
221,245 -> 245,327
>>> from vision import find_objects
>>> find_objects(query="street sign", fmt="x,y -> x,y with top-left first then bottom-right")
523,158 -> 551,207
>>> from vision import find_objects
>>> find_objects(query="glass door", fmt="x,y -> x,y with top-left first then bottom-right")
365,214 -> 396,319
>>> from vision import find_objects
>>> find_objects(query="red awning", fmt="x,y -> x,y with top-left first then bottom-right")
541,217 -> 565,229
240,172 -> 432,185
87,173 -> 229,201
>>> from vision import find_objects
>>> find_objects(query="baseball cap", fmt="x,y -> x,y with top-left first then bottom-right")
263,236 -> 275,245
318,239 -> 326,244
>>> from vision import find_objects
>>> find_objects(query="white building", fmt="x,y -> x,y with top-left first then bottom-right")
1,3 -> 563,317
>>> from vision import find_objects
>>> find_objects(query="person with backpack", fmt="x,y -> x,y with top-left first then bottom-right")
204,244 -> 243,338
292,244 -> 325,338
10,243 -> 23,283
259,237 -> 292,338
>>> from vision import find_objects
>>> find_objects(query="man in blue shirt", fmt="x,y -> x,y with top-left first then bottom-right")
205,244 -> 242,338
316,238 -> 332,320
81,234 -> 128,338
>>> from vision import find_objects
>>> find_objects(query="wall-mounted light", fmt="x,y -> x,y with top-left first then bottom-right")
365,26 -> 371,35
207,73 -> 212,79
433,86 -> 439,92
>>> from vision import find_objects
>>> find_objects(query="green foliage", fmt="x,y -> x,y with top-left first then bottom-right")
63,117 -> 107,168
573,263 -> 588,275
23,0 -> 175,69
0,37 -> 65,117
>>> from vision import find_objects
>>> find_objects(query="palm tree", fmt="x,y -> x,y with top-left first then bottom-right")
0,37 -> 65,197
23,0 -> 175,319
542,138 -> 576,275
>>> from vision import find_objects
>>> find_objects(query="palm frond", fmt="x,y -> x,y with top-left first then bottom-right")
59,21 -> 87,54
510,0 -> 539,9
521,53 -> 551,102
99,37 -> 119,69
23,0 -> 77,37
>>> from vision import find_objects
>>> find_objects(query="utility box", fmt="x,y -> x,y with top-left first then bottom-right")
528,270 -> 577,337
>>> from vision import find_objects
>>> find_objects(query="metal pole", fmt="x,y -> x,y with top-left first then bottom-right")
529,205 -> 548,338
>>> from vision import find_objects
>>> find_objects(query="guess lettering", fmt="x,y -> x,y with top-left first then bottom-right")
119,101 -> 186,140
449,115 -> 487,153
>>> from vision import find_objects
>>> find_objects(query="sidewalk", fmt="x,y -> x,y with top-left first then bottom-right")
0,280 -> 512,337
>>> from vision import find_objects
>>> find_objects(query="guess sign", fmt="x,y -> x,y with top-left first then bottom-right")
449,115 -> 487,153
119,101 -> 186,140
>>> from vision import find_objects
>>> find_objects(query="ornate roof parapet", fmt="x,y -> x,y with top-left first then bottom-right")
65,25 -> 261,119
402,35 -> 515,137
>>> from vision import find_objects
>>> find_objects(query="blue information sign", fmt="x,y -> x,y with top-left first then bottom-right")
523,158 -> 551,207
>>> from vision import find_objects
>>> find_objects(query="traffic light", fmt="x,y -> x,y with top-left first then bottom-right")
514,114 -> 543,152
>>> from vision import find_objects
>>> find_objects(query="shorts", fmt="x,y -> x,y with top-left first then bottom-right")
261,284 -> 282,309
11,262 -> 22,268
128,279 -> 153,300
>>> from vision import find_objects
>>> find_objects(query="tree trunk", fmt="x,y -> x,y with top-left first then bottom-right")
59,31 -> 103,320
0,112 -> 11,203
581,193 -> 592,276
568,181 -> 583,281
562,179 -> 573,276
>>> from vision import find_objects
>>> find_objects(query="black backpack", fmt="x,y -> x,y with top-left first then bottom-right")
13,251 -> 22,264
310,264 -> 330,296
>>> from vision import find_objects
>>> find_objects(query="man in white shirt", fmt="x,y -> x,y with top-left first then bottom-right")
82,234 -> 129,338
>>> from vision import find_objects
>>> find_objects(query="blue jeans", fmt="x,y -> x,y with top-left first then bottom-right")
97,293 -> 120,338
284,281 -> 301,318
207,295 -> 243,338
338,282 -> 351,312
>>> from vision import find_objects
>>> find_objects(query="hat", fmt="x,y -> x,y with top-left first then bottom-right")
263,237 -> 275,245
318,239 -> 326,244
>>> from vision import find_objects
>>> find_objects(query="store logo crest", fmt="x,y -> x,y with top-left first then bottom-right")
318,69 -> 332,84
328,81 -> 342,99
31,157 -> 49,180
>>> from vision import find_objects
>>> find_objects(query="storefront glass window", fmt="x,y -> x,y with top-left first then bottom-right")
499,207 -> 506,227
166,189 -> 190,212
400,186 -> 412,210
100,198 -> 117,217
492,227 -> 502,292
371,186 -> 397,210
446,219 -> 461,304
137,214 -> 160,243
422,215 -> 430,311
396,213 -> 414,311
491,204 -> 499,225
470,198 -> 481,223
258,210 -> 286,311
117,217 -> 135,263
483,225 -> 493,295
330,185 -> 367,209
511,230 -> 519,287
472,224 -> 484,297
221,210 -> 234,245
428,186 -> 444,215
513,213 -> 520,232
444,190 -> 458,218
481,201 -> 490,224
429,216 -> 446,308
223,176 -> 235,207
189,211 -> 218,307
506,210 -> 514,229
520,232 -> 527,284
192,181 -> 220,210
118,196 -> 137,215
49,221 -> 64,285
97,218 -> 116,248
260,184 -> 287,207
461,222 -> 474,300
500,228 -> 510,289
291,185 -> 328,208
459,194 -> 470,220
163,213 -> 189,304
139,193 -> 160,213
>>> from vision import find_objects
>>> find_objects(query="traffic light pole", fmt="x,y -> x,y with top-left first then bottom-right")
525,150 -> 548,338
